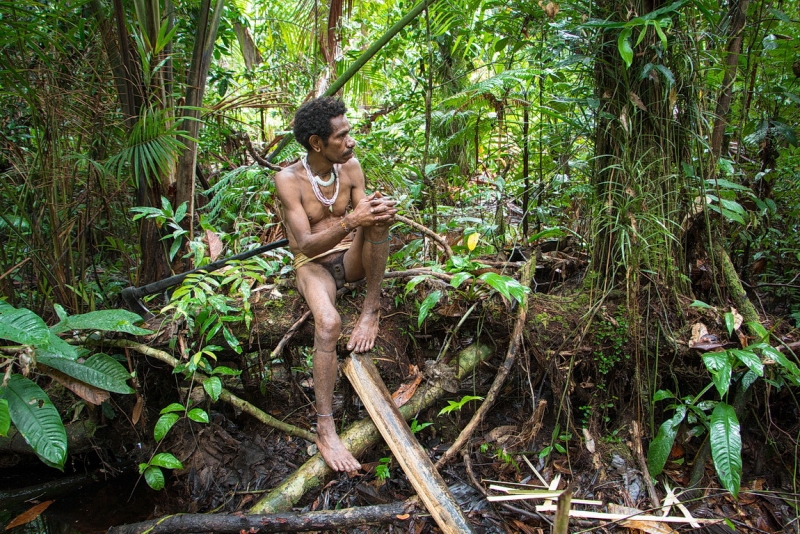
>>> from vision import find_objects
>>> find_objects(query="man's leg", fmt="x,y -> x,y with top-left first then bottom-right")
295,263 -> 361,472
344,223 -> 391,353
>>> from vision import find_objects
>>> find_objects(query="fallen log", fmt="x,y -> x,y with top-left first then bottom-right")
0,420 -> 97,457
106,501 -> 410,534
0,471 -> 96,508
343,354 -> 475,534
249,341 -> 493,514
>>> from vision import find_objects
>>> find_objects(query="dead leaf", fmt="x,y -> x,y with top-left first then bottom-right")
206,230 -> 223,261
132,394 -> 144,425
5,500 -> 54,530
40,365 -> 110,405
485,425 -> 518,443
582,427 -> 595,453
730,307 -> 743,332
391,370 -> 423,407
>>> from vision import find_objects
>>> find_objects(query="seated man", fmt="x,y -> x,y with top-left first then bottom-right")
274,97 -> 397,472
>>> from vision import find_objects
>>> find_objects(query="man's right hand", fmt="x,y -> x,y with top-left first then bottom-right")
349,192 -> 397,227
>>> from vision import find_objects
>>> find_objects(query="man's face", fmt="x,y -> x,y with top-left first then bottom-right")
320,115 -> 356,163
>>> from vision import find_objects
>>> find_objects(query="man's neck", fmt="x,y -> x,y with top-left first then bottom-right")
305,153 -> 333,177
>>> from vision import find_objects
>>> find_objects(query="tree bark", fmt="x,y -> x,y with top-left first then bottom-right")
249,342 -> 493,514
107,502 -> 411,534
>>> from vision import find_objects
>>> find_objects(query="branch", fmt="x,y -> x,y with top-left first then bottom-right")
107,502 -> 411,534
98,339 -> 316,442
395,214 -> 454,260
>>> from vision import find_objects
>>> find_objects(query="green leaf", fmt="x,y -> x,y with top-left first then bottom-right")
652,389 -> 675,402
617,27 -> 634,68
143,466 -> 165,490
724,312 -> 736,336
187,408 -> 209,423
203,377 -> 222,402
0,399 -> 10,436
758,344 -> 800,383
211,366 -> 241,376
729,349 -> 763,376
36,353 -> 134,394
0,374 -> 67,469
0,307 -> 50,345
150,452 -> 183,469
404,275 -> 429,296
710,403 -> 742,497
647,405 -> 686,476
689,300 -> 713,309
37,333 -> 80,360
50,310 -> 153,335
154,413 -> 180,442
222,326 -> 241,354
702,351 -> 733,396
450,272 -> 473,289
160,403 -> 185,414
478,272 -> 529,304
418,290 -> 443,327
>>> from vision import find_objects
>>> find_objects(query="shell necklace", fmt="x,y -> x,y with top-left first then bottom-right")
302,155 -> 339,211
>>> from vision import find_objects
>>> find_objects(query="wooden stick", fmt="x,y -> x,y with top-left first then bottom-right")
533,507 -> 720,524
435,258 -> 535,467
269,309 -> 311,360
631,420 -> 660,508
342,354 -> 475,534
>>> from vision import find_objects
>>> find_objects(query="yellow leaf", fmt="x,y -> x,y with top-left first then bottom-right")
467,232 -> 480,251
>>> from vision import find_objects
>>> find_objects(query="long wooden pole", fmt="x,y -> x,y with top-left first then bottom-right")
342,354 -> 475,534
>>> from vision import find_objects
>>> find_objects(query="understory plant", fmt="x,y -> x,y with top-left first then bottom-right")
0,301 -> 148,468
648,314 -> 800,496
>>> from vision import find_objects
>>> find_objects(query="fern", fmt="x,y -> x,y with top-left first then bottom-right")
202,165 -> 277,225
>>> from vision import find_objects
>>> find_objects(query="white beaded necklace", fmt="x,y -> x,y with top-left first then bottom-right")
302,155 -> 339,211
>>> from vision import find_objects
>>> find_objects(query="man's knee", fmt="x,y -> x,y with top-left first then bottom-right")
362,224 -> 390,242
315,310 -> 342,336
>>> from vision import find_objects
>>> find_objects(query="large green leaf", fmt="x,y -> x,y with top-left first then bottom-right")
418,290 -> 443,327
0,374 -> 67,469
0,307 -> 50,346
702,351 -> 733,396
710,402 -> 742,497
36,353 -> 134,394
0,399 -> 9,436
37,333 -> 80,361
51,310 -> 153,335
647,404 -> 686,476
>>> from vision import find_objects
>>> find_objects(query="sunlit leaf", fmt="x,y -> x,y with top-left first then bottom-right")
710,403 -> 741,497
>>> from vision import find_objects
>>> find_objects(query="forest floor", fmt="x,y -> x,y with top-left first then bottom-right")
2,244 -> 799,534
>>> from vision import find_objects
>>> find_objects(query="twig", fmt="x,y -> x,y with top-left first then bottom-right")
631,420 -> 660,508
435,258 -> 535,468
95,338 -> 316,442
269,309 -> 311,361
395,214 -> 454,260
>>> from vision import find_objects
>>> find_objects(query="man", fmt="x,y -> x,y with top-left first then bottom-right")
274,97 -> 397,472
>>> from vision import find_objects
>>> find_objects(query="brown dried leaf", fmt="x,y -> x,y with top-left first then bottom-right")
629,91 -> 647,111
5,500 -> 54,530
132,394 -> 144,425
391,368 -> 423,407
40,365 -> 110,405
609,504 -> 678,534
206,230 -> 223,261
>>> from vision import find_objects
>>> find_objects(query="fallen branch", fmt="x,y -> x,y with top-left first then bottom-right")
107,502 -> 411,534
269,309 -> 311,360
249,341 -> 493,514
97,339 -> 316,442
435,258 -> 535,467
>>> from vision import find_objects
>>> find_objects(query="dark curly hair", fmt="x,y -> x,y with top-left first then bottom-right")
293,97 -> 348,151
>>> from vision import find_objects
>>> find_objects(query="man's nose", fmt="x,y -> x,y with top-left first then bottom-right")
346,136 -> 356,148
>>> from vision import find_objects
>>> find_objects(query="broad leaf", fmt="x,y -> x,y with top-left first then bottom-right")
160,403 -> 185,414
38,333 -> 79,360
143,466 -> 165,490
710,403 -> 742,497
618,27 -> 634,68
150,452 -> 183,469
154,413 -> 180,441
40,366 -> 110,405
730,349 -> 763,376
647,404 -> 686,476
203,377 -> 222,402
0,308 -> 50,346
702,351 -> 733,396
478,272 -> 529,304
0,399 -> 9,436
187,408 -> 209,423
51,310 -> 152,335
36,353 -> 134,394
418,290 -> 443,327
0,374 -> 67,469
450,272 -> 473,289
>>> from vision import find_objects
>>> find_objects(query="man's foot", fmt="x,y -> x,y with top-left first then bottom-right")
347,309 -> 380,353
316,416 -> 361,472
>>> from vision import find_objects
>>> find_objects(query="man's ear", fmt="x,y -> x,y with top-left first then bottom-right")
309,134 -> 322,152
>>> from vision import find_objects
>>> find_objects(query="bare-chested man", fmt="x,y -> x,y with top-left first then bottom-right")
274,97 -> 397,472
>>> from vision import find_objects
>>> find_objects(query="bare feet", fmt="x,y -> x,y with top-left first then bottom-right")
316,416 -> 361,472
347,309 -> 380,353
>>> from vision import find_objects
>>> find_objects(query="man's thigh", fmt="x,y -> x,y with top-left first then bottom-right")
296,263 -> 338,312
